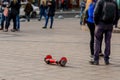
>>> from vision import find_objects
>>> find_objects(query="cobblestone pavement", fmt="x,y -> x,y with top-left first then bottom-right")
0,18 -> 120,80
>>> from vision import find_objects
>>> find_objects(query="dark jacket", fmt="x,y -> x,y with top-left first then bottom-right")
24,2 -> 33,14
46,0 -> 56,17
94,0 -> 119,25
8,1 -> 21,15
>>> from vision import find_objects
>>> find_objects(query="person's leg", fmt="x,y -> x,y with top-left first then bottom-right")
43,15 -> 49,28
91,25 -> 104,65
43,13 -> 46,19
25,13 -> 30,22
104,27 -> 113,64
5,14 -> 11,32
13,15 -> 17,30
39,14 -> 42,21
99,35 -> 104,56
0,14 -> 5,30
50,16 -> 54,29
16,15 -> 20,30
87,22 -> 95,57
28,13 -> 30,22
11,15 -> 17,32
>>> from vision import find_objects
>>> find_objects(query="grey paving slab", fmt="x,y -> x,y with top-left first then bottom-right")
0,18 -> 120,80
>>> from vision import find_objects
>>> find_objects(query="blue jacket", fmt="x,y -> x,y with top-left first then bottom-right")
87,3 -> 95,23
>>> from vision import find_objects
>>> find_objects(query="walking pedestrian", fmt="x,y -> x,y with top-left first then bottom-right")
24,1 -> 33,22
42,0 -> 56,29
90,0 -> 119,65
38,1 -> 46,21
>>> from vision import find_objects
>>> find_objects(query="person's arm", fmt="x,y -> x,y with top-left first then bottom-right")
94,0 -> 103,25
113,1 -> 119,25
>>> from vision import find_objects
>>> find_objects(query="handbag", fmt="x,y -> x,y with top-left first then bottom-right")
3,7 -> 8,17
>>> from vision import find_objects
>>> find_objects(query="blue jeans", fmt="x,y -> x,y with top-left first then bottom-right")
39,13 -> 46,21
1,13 -> 7,29
16,15 -> 20,30
94,23 -> 113,61
44,15 -> 54,28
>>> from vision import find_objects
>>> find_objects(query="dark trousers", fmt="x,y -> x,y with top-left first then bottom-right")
44,15 -> 54,28
25,12 -> 31,22
94,23 -> 113,61
5,13 -> 17,29
87,22 -> 95,56
87,21 -> 103,56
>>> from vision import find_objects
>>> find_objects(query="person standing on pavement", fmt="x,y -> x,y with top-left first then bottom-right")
4,0 -> 21,32
42,0 -> 56,29
0,0 -> 10,31
87,0 -> 104,62
80,0 -> 86,25
86,0 -> 96,60
90,0 -> 119,65
38,1 -> 46,21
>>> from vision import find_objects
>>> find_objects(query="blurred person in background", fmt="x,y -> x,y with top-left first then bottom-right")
0,0 -> 10,31
42,0 -> 56,29
38,1 -> 46,21
24,1 -> 33,22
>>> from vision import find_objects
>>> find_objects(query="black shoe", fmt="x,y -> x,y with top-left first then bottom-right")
28,19 -> 30,22
89,60 -> 99,65
105,60 -> 110,65
50,27 -> 52,29
42,26 -> 47,29
99,53 -> 104,57
15,29 -> 20,31
38,19 -> 41,21
11,29 -> 16,32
